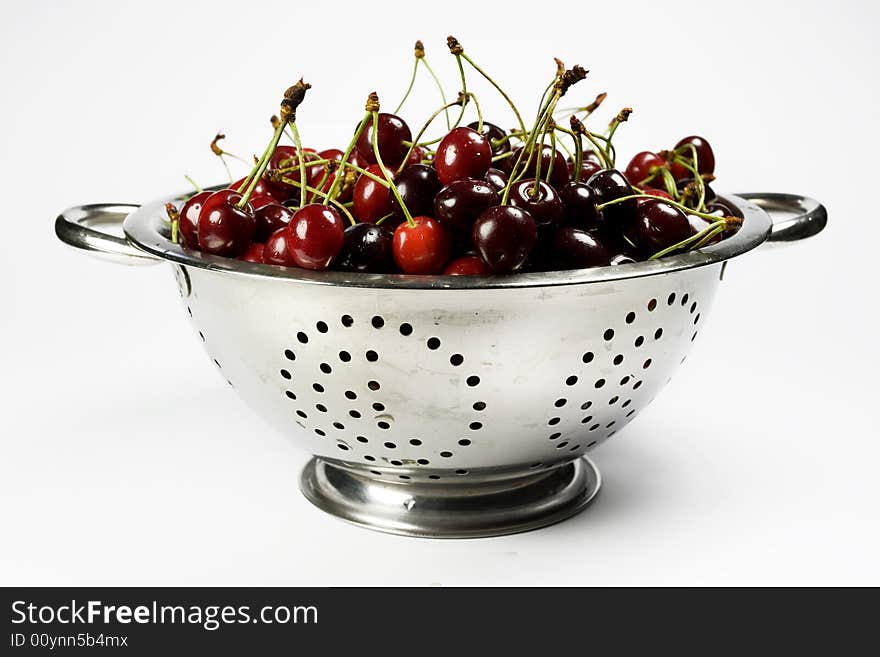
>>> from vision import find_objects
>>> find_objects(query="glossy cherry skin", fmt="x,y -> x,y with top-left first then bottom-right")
443,255 -> 492,276
353,164 -> 394,223
610,253 -> 637,266
510,145 -> 570,189
551,227 -> 612,269
633,199 -> 697,253
263,227 -> 298,266
508,179 -> 563,228
239,242 -> 265,263
254,203 -> 294,242
285,204 -> 345,270
390,164 -> 441,219
566,158 -> 602,183
472,205 -> 537,273
355,113 -> 412,168
558,181 -> 600,230
637,187 -> 673,203
337,223 -> 395,273
197,189 -> 257,257
483,167 -> 509,194
706,198 -> 743,218
178,191 -> 212,248
433,178 -> 500,235
392,216 -> 453,274
435,127 -> 492,185
671,135 -> 715,179
228,175 -> 283,201
407,145 -> 428,165
586,168 -> 638,228
625,151 -> 666,187
267,146 -> 321,197
466,120 -> 510,156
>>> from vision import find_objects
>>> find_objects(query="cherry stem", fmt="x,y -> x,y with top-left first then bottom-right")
596,193 -> 723,222
277,175 -> 356,225
502,83 -> 561,202
165,203 -> 180,244
675,145 -> 706,211
372,110 -> 414,226
451,54 -> 468,129
309,167 -> 331,204
395,58 -> 420,115
421,56 -> 451,130
460,52 -> 527,136
184,175 -> 203,193
219,155 -> 234,184
237,118 -> 286,209
326,111 -> 370,200
554,124 -> 582,181
399,97 -> 466,175
648,218 -> 736,260
287,121 -> 310,209
375,212 -> 394,226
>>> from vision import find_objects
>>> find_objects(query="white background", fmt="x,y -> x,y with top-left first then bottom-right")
2,0 -> 878,585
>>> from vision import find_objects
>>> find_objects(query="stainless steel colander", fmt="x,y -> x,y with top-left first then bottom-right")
55,191 -> 826,538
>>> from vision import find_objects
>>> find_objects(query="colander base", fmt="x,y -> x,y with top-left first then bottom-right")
299,457 -> 600,539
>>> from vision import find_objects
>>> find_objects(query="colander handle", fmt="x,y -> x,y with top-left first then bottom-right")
736,192 -> 827,242
55,203 -> 161,265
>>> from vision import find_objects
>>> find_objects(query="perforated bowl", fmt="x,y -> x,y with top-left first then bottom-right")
56,191 -> 826,537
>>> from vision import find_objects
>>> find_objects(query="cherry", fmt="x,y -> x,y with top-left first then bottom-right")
466,120 -> 510,156
390,164 -> 441,219
263,227 -> 298,266
508,179 -> 563,228
433,178 -> 500,235
586,168 -> 638,228
706,198 -> 742,218
668,135 -> 715,180
632,199 -> 696,253
178,190 -> 212,248
337,223 -> 395,273
637,187 -> 673,203
551,227 -> 612,269
355,113 -> 412,168
443,255 -> 492,276
624,151 -> 666,187
318,148 -> 345,162
286,203 -> 345,270
407,145 -> 428,165
567,158 -> 602,182
254,202 -> 294,242
267,145 -> 321,196
197,189 -> 257,257
483,167 -> 509,194
229,175 -> 282,201
239,242 -> 265,263
511,144 -> 570,189
558,181 -> 600,230
676,178 -> 716,202
392,216 -> 453,274
353,164 -> 394,223
472,205 -> 537,273
248,193 -> 278,211
434,127 -> 492,185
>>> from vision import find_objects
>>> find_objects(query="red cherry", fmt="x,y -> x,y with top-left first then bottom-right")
286,204 -> 345,270
267,146 -> 320,197
228,175 -> 283,201
355,113 -> 412,168
353,163 -> 394,223
434,127 -> 492,185
318,148 -> 345,162
566,158 -> 602,183
254,203 -> 294,241
248,193 -> 277,211
625,151 -> 666,187
239,242 -> 265,263
637,188 -> 673,204
392,216 -> 453,274
178,190 -> 212,248
510,145 -> 570,188
668,135 -> 715,181
443,255 -> 491,276
407,145 -> 428,165
197,189 -> 257,257
263,227 -> 299,266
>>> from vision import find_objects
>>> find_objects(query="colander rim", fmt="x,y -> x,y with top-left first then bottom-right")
123,190 -> 771,289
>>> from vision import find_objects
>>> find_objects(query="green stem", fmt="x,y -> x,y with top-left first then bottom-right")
288,121 -> 308,209
450,54 -> 468,129
421,56 -> 450,129
394,58 -> 420,115
596,193 -> 725,222
278,176 -> 356,225
398,98 -> 465,175
648,219 -> 727,260
237,119 -> 286,208
372,111 -> 413,225
184,175 -> 203,193
325,112 -> 370,201
461,52 -> 527,135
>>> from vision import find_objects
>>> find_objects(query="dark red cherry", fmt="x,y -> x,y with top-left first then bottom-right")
267,146 -> 321,196
178,190 -> 212,248
558,181 -> 600,230
551,227 -> 612,269
483,167 -> 509,194
625,151 -> 666,188
672,135 -> 715,179
197,189 -> 257,257
254,203 -> 294,242
337,223 -> 395,273
443,255 -> 492,276
587,168 -> 638,228
705,198 -> 743,218
353,164 -> 394,223
318,148 -> 345,163
248,193 -> 277,211
239,242 -> 265,263
510,145 -> 570,189
392,216 -> 453,274
435,127 -> 492,185
508,179 -> 563,228
407,145 -> 428,165
472,205 -> 537,273
355,113 -> 412,168
228,175 -> 282,201
390,164 -> 441,219
566,158 -> 602,183
637,187 -> 673,203
286,204 -> 345,270
433,178 -> 500,235
466,120 -> 510,156
263,227 -> 298,266
633,199 -> 697,252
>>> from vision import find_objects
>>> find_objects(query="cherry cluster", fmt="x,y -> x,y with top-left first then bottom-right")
171,39 -> 741,276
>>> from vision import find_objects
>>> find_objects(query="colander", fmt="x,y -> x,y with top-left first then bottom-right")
55,190 -> 826,538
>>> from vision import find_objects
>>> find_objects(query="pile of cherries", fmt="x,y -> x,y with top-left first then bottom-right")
172,44 -> 741,276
